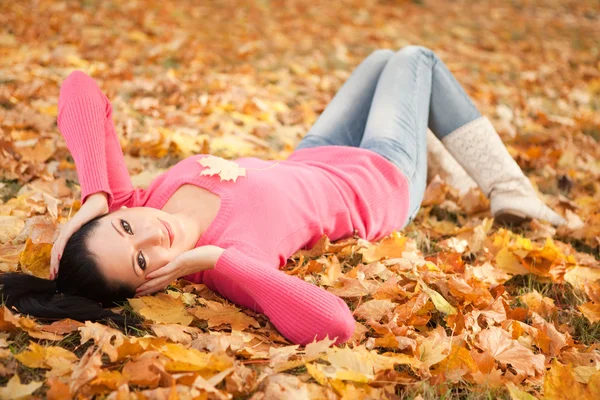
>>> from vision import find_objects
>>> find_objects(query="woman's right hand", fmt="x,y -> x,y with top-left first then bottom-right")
50,192 -> 109,279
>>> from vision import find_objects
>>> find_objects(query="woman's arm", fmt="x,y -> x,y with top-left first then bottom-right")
210,247 -> 356,345
57,71 -> 134,210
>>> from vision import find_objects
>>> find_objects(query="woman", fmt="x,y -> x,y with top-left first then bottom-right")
0,46 -> 564,345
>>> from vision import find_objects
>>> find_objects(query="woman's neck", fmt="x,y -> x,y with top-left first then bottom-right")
161,185 -> 222,250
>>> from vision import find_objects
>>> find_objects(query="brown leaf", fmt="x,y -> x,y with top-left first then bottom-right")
192,300 -> 260,331
354,299 -> 395,322
476,327 -> 544,377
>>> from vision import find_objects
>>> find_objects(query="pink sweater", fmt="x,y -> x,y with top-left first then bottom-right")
57,71 -> 410,345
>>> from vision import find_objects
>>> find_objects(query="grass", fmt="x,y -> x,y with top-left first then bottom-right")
505,274 -> 600,345
401,382 -> 511,400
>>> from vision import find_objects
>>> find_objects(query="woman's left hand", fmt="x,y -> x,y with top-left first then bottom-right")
134,245 -> 225,297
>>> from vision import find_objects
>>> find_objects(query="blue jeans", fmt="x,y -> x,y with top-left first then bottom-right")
294,46 -> 482,228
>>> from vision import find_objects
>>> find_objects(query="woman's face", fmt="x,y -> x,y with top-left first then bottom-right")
86,207 -> 189,288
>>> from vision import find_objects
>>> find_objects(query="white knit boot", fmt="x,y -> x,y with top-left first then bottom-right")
441,117 -> 567,226
427,129 -> 477,195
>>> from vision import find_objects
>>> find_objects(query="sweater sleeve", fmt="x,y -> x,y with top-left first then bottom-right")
57,71 -> 134,209
213,247 -> 355,345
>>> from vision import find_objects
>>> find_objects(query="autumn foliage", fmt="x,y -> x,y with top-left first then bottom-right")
1,0 -> 599,399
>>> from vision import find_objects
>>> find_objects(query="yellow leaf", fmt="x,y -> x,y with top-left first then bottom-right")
128,292 -> 194,326
305,335 -> 337,359
160,342 -> 233,372
418,279 -> 457,315
564,266 -> 600,291
18,238 -> 52,278
494,247 -> 529,276
15,342 -> 77,370
505,382 -> 538,400
579,302 -> 600,323
0,375 -> 43,400
360,231 -> 407,263
0,216 -> 24,243
544,360 -> 600,400
199,156 -> 247,182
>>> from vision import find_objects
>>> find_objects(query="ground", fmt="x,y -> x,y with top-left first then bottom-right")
0,0 -> 599,399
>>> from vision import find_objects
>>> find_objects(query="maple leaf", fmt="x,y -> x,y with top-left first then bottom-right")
192,300 -> 259,330
78,321 -> 126,363
0,375 -> 43,400
14,342 -> 78,373
128,292 -> 194,326
476,327 -> 544,377
198,156 -> 247,182
160,342 -> 234,372
354,299 -> 396,322
544,360 -> 600,400
579,302 -> 600,323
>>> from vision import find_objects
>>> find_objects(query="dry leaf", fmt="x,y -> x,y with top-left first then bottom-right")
192,300 -> 260,331
199,156 -> 247,182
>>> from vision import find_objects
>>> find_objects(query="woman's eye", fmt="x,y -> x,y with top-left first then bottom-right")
120,219 -> 133,234
137,252 -> 146,271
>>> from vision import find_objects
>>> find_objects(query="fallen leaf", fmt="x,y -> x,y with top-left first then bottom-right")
128,292 -> 194,326
477,327 -> 544,377
0,374 -> 43,400
192,300 -> 260,330
579,302 -> 600,323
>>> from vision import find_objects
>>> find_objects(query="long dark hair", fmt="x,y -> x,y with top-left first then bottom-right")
0,215 -> 142,330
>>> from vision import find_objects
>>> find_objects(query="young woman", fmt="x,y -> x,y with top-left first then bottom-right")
0,46 -> 565,346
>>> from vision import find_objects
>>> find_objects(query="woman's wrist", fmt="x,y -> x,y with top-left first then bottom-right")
183,245 -> 224,274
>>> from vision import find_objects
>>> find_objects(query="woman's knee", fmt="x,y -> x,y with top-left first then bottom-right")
358,49 -> 394,73
396,45 -> 436,61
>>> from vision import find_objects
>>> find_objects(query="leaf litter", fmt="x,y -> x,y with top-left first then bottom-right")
1,0 -> 600,398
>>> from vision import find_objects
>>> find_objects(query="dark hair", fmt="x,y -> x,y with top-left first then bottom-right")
0,215 -> 143,330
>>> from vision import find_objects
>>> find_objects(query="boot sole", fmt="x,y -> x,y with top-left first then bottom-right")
494,209 -> 529,226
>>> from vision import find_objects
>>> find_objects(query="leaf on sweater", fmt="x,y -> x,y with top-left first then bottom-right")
198,156 -> 247,182
192,300 -> 260,331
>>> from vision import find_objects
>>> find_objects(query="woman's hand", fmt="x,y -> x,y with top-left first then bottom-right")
134,245 -> 225,297
50,192 -> 109,279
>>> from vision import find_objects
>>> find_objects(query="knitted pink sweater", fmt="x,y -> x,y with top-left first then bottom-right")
57,71 -> 410,345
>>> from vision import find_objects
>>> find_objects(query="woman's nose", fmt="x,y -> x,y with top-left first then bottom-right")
136,228 -> 163,247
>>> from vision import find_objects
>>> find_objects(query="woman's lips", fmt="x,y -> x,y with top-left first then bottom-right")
159,219 -> 174,247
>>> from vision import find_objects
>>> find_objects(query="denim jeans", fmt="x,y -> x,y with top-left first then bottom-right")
294,46 -> 482,228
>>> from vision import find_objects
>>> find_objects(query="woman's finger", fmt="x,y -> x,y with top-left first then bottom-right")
136,275 -> 173,294
145,260 -> 177,280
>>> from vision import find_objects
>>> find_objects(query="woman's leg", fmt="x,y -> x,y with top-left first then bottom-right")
360,46 -> 452,228
295,49 -> 393,150
360,46 -> 565,227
